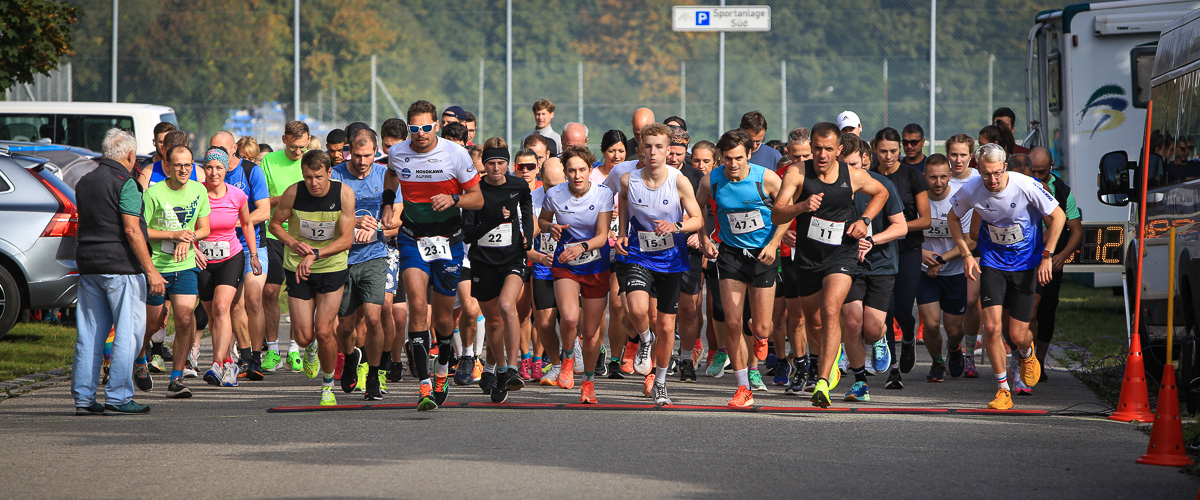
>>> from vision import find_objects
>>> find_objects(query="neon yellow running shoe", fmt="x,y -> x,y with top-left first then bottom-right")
287,351 -> 302,372
302,347 -> 320,379
319,386 -> 337,406
378,370 -> 389,394
811,378 -> 832,408
262,350 -> 282,372
354,362 -> 368,391
828,345 -> 844,391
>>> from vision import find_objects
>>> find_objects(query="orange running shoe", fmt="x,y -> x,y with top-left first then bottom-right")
433,374 -> 449,405
728,386 -> 754,407
557,358 -> 576,389
580,380 -> 598,404
1018,346 -> 1041,388
621,340 -> 638,374
643,373 -> 656,397
988,388 -> 1013,409
754,338 -> 769,362
472,358 -> 483,383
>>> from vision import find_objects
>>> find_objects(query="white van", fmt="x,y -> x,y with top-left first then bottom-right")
0,102 -> 177,156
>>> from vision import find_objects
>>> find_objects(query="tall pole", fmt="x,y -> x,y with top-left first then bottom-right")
780,59 -> 787,140
988,53 -> 995,127
680,61 -> 686,121
578,61 -> 584,124
717,0 -> 726,137
293,0 -> 300,121
929,0 -> 937,154
883,58 -> 889,127
370,55 -> 377,128
479,58 -> 485,134
111,0 -> 118,102
506,0 -> 512,149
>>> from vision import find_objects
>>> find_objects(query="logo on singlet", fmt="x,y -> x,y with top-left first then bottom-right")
400,167 -> 412,179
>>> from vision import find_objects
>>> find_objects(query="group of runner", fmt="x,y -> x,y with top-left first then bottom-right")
126,100 -> 1075,412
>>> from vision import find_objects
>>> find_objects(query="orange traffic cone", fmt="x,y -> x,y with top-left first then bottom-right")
1109,332 -> 1155,422
1137,366 -> 1193,466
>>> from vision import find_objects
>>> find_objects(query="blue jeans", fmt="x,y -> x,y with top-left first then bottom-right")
71,274 -> 147,407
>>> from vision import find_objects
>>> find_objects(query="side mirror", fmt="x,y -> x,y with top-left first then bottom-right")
1098,150 -> 1130,206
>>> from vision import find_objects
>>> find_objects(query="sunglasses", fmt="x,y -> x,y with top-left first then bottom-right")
902,139 -> 924,146
408,124 -> 435,134
516,163 -> 538,171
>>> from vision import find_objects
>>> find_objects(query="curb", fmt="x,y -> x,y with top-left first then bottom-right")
0,368 -> 70,401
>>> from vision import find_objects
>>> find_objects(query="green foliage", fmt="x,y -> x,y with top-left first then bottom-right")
0,0 -> 80,93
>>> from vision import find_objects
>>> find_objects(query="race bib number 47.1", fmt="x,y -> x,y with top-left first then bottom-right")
727,211 -> 764,235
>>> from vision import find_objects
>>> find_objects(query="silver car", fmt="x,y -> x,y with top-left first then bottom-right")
0,147 -> 78,337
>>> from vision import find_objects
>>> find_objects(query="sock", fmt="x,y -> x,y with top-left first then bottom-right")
238,347 -> 252,363
1018,347 -> 1033,359
734,368 -> 749,389
151,342 -> 163,356
409,330 -> 431,381
484,362 -> 496,373
852,365 -> 868,383
464,345 -> 475,358
135,356 -> 146,365
381,350 -> 392,371
749,366 -> 759,374
583,371 -> 595,381
638,327 -> 653,343
994,370 -> 1010,391
368,365 -> 380,381
251,350 -> 262,363
521,352 -> 532,360
562,346 -> 574,359
267,341 -> 279,353
932,355 -> 944,365
532,356 -> 542,366
223,356 -> 234,366
289,340 -> 299,350
611,356 -> 621,363
655,366 -> 667,382
627,335 -> 639,345
435,332 -> 454,365
680,350 -> 692,361
171,369 -> 183,380
718,346 -> 728,354
151,327 -> 166,343
321,371 -> 334,387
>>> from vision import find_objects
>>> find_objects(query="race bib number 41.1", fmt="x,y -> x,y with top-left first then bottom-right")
807,216 -> 845,245
299,219 -> 335,241
988,224 -> 1024,246
727,211 -> 764,235
198,240 -> 230,261
417,236 -> 453,262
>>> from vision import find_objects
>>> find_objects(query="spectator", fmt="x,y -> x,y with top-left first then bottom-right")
532,99 -> 561,153
236,136 -> 260,165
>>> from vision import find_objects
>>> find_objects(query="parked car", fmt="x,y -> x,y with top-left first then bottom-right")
0,146 -> 79,337
0,101 -> 177,158
0,140 -> 101,190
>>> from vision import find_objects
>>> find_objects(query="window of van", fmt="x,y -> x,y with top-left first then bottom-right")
0,114 -> 52,142
159,112 -> 178,125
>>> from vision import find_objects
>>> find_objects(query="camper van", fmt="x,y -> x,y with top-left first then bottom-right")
1026,0 -> 1200,287
0,102 -> 177,157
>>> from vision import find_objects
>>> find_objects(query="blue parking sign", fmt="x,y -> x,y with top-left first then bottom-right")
696,11 -> 710,25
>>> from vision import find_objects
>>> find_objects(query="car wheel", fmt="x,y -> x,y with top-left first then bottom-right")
0,265 -> 21,339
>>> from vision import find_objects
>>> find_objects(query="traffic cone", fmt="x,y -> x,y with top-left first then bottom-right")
1137,366 -> 1193,466
1109,332 -> 1155,422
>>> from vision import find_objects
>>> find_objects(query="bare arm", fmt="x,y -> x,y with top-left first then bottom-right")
908,190 -> 931,232
771,164 -> 810,224
847,167 -> 887,239
123,214 -> 164,295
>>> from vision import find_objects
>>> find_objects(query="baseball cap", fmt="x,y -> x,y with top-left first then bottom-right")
443,105 -> 467,120
837,111 -> 861,130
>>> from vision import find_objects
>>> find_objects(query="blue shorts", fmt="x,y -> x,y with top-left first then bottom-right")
916,272 -> 967,315
396,233 -> 463,297
147,268 -> 200,306
243,246 -> 268,276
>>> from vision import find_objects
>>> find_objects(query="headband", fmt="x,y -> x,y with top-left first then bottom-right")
482,147 -> 510,164
204,147 -> 230,168
670,136 -> 689,147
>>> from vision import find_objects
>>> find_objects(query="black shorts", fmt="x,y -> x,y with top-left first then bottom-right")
284,268 -> 349,301
917,272 -> 968,315
780,255 -> 804,299
979,266 -> 1037,322
844,273 -> 896,312
774,270 -> 786,298
265,238 -> 286,286
610,260 -> 631,294
621,263 -> 682,314
471,260 -> 528,302
790,256 -> 856,298
459,265 -> 473,283
198,252 -> 245,302
704,262 -> 725,323
716,243 -> 777,288
532,277 -> 556,311
680,254 -> 704,296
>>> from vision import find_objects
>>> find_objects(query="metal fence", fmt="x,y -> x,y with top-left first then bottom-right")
24,0 -> 1067,154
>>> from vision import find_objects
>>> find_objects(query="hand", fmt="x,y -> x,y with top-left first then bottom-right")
194,249 -> 208,270
615,236 -> 629,256
558,243 -> 585,263
173,240 -> 190,263
703,238 -> 717,259
430,193 -> 456,211
922,250 -> 941,268
926,264 -> 941,277
354,228 -> 374,244
288,240 -> 314,257
845,219 -> 869,239
549,223 -> 569,241
174,230 -> 197,244
250,256 -> 263,276
1038,257 -> 1054,286
501,207 -> 512,219
756,244 -> 777,266
531,252 -> 553,267
687,233 -> 700,249
798,193 -> 823,213
357,215 -> 380,232
964,255 -> 980,282
146,271 -> 166,296
296,254 -> 315,281
1052,253 -> 1067,272
782,229 -> 796,247
653,219 -> 678,236
857,237 -> 874,262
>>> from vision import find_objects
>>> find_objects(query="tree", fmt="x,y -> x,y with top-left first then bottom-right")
0,0 -> 80,92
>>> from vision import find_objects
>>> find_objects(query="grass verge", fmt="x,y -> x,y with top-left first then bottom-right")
0,322 -> 77,382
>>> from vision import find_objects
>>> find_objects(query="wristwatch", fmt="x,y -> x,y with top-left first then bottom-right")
865,235 -> 875,245
581,241 -> 590,251
859,216 -> 871,227
313,248 -> 321,260
935,254 -> 946,265
1042,250 -> 1054,259
451,193 -> 460,206
674,222 -> 684,232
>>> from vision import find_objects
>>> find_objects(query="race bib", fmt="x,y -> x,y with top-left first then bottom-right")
609,216 -> 620,235
637,230 -> 674,252
924,218 -> 951,238
566,244 -> 601,266
198,240 -> 230,261
988,224 -> 1024,246
160,239 -> 177,254
479,223 -> 513,248
537,233 -> 558,255
417,236 -> 453,262
299,218 -> 335,241
807,216 -> 845,245
727,211 -> 765,235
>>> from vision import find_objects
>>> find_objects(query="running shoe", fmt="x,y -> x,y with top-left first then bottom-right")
679,359 -> 697,383
926,362 -> 946,383
804,361 -> 818,392
706,350 -> 729,378
418,380 -> 438,411
773,358 -> 791,386
811,379 -> 832,408
620,339 -> 639,374
429,344 -> 439,359
222,361 -> 239,387
319,386 -> 337,406
518,357 -> 532,380
1012,372 -> 1032,396
472,359 -> 483,383
182,360 -> 199,379
364,377 -> 383,401
354,360 -> 368,392
540,365 -> 561,386
287,350 -> 303,372
691,339 -> 703,366
580,380 -> 597,404
340,349 -> 361,393
148,354 -> 165,374
490,370 -> 509,403
871,338 -> 892,374
786,364 -> 807,395
75,402 -> 107,416
557,359 -> 575,390
505,367 -> 525,391
844,381 -> 871,402
479,370 -> 495,394
653,383 -> 672,406
754,338 -> 769,362
948,348 -> 965,378
160,344 -> 173,362
204,362 -> 223,386
134,363 -> 153,392
668,354 -> 679,376
262,350 -> 281,372
1018,347 -> 1041,388
600,360 -> 621,380
377,371 -> 389,394
885,369 -> 903,390
829,346 -> 844,390
595,348 -> 608,377
749,370 -> 767,391
704,350 -> 716,371
454,355 -> 474,386
433,374 -> 449,406
166,377 -> 192,399
641,373 -> 656,397
104,400 -> 150,414
963,355 -> 979,378
633,333 -> 655,376
387,356 -> 404,382
247,360 -> 264,381
100,362 -> 110,385
988,388 -> 1013,409
900,341 -> 916,373
573,339 -> 584,373
302,345 -> 320,379
728,386 -> 754,407
334,352 -> 345,380
765,352 -> 778,373
916,322 -> 925,345
837,345 -> 849,375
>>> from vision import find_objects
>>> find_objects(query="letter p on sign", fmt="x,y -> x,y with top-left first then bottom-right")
696,11 -> 710,25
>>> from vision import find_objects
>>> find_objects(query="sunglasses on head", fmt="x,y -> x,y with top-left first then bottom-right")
408,124 -> 435,134
516,163 -> 537,171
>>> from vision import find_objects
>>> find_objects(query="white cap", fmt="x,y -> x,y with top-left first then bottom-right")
837,110 -> 861,130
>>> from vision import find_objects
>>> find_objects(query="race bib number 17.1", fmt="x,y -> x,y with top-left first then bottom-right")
988,224 -> 1024,246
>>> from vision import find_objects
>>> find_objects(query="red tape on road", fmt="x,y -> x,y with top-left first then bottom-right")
267,402 -> 1053,416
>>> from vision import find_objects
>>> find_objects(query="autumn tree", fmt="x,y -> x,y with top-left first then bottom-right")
0,0 -> 80,93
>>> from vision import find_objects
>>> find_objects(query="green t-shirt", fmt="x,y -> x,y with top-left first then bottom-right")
1048,176 -> 1081,220
119,179 -> 142,216
260,150 -> 305,240
143,180 -> 211,273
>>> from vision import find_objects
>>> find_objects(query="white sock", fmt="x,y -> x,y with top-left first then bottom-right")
680,350 -> 692,361
267,341 -> 278,353
655,366 -> 667,382
452,329 -> 463,356
1018,346 -> 1033,359
994,370 -> 1010,391
639,327 -> 653,343
735,368 -> 749,389
289,340 -> 299,351
151,327 -> 166,343
473,328 -> 486,353
484,363 -> 496,373
435,361 -> 449,377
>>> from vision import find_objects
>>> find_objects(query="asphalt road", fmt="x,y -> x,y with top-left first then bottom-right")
1,331 -> 1195,498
